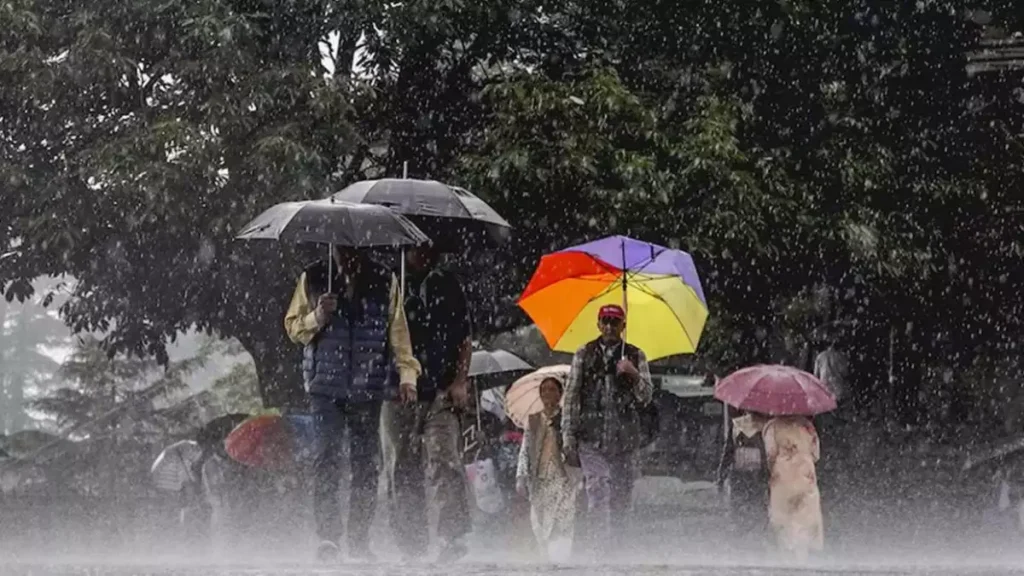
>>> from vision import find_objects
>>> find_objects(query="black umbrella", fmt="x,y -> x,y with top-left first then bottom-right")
236,198 -> 429,247
330,179 -> 511,252
464,349 -> 533,456
469,349 -> 534,391
236,198 -> 430,291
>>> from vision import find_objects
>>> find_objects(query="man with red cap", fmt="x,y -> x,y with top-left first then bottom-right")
561,303 -> 653,554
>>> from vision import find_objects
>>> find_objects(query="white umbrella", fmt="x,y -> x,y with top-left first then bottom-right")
469,349 -> 534,389
479,388 -> 507,421
151,440 -> 203,492
504,365 -> 571,428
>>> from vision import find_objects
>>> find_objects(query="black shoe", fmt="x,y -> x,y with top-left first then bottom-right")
348,545 -> 378,563
436,540 -> 468,564
316,541 -> 340,563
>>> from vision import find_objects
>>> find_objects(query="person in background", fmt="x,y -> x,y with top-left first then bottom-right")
763,415 -> 824,561
812,326 -> 848,537
284,246 -> 421,563
380,245 -> 473,564
717,407 -> 771,548
561,304 -> 653,554
517,376 -> 579,561
813,330 -> 848,405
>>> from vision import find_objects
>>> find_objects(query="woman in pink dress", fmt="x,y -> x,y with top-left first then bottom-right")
763,416 -> 824,560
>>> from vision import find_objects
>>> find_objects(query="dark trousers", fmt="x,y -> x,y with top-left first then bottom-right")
310,394 -> 381,549
727,474 -> 770,548
578,444 -> 635,552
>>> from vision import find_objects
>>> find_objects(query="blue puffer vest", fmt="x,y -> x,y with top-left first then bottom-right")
300,259 -> 396,402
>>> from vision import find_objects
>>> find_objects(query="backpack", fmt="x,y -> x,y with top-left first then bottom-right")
637,400 -> 660,449
732,430 -> 768,476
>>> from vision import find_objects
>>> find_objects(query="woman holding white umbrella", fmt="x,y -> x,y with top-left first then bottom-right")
507,366 -> 580,561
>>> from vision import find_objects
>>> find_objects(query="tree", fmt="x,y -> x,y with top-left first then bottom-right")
30,335 -> 206,497
1,0 -> 356,408
4,0 -> 1024,431
207,338 -> 262,414
0,278 -> 69,433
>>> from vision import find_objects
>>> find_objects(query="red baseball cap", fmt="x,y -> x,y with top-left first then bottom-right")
598,304 -> 625,320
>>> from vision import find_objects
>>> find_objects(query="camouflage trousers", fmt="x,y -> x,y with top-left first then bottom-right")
380,394 -> 471,556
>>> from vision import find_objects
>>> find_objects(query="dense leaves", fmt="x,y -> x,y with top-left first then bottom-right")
2,0 -> 1024,429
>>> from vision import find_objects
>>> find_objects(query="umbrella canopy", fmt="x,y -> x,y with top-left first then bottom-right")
505,365 -> 571,428
330,179 -> 511,251
236,198 -> 430,248
469,349 -> 534,391
224,414 -> 293,470
223,413 -> 318,469
479,388 -> 507,421
714,365 -> 837,417
151,440 -> 203,492
518,235 -> 708,360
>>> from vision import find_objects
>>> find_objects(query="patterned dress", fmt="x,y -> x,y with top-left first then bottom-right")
764,416 -> 824,560
517,412 -> 580,560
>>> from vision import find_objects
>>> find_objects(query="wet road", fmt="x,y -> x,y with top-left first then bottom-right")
3,563 -> 1024,576
4,479 -> 1023,576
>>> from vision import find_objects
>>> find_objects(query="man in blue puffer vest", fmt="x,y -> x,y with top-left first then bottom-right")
285,246 -> 421,563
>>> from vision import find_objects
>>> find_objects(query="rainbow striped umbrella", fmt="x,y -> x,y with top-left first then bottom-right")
518,236 -> 708,361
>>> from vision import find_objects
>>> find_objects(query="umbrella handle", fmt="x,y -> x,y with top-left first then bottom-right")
476,381 -> 482,432
327,243 -> 333,294
621,239 -> 628,359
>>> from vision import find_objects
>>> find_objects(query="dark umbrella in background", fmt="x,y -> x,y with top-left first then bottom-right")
470,349 -> 534,391
464,349 -> 534,455
235,197 -> 429,293
330,178 -> 512,252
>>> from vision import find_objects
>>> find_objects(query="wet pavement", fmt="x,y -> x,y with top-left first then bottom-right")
3,563 -> 1024,576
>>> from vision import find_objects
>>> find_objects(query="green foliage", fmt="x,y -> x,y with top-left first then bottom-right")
3,0 -> 1024,430
1,0 -> 353,407
27,335 -> 210,496
210,357 -> 262,415
0,278 -> 69,433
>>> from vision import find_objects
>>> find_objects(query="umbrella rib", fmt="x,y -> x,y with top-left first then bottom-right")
578,240 -> 667,273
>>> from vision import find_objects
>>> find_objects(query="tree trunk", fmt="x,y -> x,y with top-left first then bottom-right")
241,329 -> 306,411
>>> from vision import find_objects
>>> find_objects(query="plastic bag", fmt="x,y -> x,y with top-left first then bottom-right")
465,458 -> 505,514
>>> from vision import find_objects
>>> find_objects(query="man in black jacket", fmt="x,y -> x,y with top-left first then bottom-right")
380,246 -> 473,564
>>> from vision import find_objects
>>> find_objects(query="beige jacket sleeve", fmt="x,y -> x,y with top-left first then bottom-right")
284,273 -> 323,346
388,273 -> 421,386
